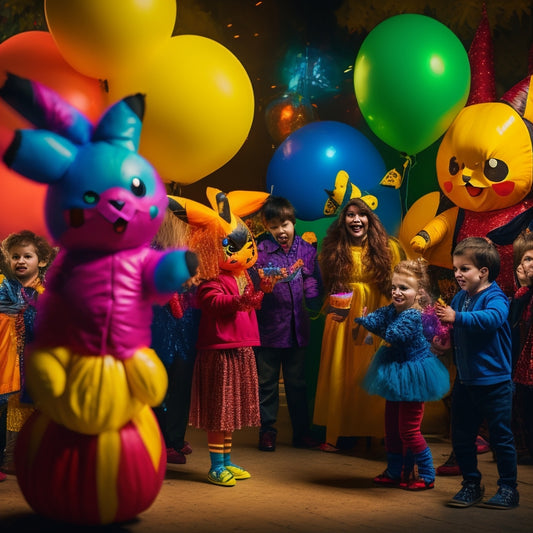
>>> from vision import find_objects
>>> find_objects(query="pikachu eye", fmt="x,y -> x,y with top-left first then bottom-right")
448,156 -> 463,176
484,158 -> 508,182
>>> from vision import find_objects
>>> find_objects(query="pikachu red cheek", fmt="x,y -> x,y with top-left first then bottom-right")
491,181 -> 515,196
443,181 -> 453,194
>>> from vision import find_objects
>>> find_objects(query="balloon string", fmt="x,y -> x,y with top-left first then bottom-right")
399,154 -> 415,218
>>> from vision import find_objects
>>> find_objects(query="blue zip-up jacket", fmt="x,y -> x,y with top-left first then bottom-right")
451,282 -> 512,385
250,235 -> 322,348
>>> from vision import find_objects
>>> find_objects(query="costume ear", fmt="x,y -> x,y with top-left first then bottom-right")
206,187 -> 236,226
0,73 -> 93,145
168,194 -> 221,228
500,74 -> 533,125
225,190 -> 270,218
92,94 -> 145,152
3,129 -> 77,184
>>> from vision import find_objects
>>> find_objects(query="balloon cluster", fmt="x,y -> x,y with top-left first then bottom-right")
0,0 -> 255,237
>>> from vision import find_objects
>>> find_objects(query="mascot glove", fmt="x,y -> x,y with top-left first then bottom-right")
237,284 -> 264,311
410,234 -> 429,253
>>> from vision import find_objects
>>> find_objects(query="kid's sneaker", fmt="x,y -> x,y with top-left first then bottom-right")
447,480 -> 484,507
481,485 -> 519,510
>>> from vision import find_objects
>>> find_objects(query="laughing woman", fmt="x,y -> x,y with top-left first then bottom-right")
313,198 -> 404,451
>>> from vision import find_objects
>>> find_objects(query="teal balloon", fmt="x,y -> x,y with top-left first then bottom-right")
354,14 -> 470,156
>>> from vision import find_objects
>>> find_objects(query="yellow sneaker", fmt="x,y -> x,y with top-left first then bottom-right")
225,464 -> 251,480
207,468 -> 236,487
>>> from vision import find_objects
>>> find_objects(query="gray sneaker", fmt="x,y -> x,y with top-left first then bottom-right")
481,485 -> 519,510
447,480 -> 484,508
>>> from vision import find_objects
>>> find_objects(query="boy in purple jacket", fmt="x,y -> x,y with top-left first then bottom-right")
251,196 -> 323,451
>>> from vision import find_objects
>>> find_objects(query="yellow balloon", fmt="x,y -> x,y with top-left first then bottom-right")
107,35 -> 255,185
44,0 -> 176,79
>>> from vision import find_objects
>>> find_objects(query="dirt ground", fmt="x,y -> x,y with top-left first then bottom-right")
1,404 -> 532,532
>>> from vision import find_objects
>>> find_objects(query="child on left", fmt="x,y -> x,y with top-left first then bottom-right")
0,230 -> 56,478
354,259 -> 450,491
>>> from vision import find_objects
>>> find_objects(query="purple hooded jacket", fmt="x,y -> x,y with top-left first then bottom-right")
251,235 -> 322,348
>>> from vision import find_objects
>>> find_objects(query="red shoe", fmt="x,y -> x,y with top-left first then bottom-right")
373,471 -> 401,487
437,464 -> 461,475
0,471 -> 6,482
318,442 -> 339,453
436,452 -> 461,476
401,478 -> 435,491
259,430 -> 276,452
180,441 -> 193,455
166,447 -> 186,464
476,435 -> 490,454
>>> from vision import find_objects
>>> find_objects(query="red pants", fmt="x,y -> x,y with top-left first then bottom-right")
384,400 -> 427,455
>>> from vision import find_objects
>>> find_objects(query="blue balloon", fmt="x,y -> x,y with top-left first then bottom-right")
266,121 -> 401,235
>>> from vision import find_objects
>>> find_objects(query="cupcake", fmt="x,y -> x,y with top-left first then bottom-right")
329,292 -> 353,310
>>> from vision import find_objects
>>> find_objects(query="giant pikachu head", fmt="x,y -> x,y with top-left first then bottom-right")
168,187 -> 269,276
436,74 -> 533,213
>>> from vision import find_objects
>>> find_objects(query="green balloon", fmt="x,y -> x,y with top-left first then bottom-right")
354,14 -> 470,156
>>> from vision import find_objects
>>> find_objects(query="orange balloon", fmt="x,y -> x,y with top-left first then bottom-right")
0,31 -> 106,126
0,168 -> 48,241
0,124 -> 47,240
0,166 -> 48,244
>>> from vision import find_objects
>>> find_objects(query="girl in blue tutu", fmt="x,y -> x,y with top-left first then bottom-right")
354,259 -> 450,491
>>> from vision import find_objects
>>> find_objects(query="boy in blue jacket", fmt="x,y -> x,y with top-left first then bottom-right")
436,237 -> 518,509
251,196 -> 322,452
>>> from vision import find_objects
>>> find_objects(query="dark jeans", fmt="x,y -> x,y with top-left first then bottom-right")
154,354 -> 196,450
451,379 -> 517,488
255,346 -> 310,440
514,382 -> 533,459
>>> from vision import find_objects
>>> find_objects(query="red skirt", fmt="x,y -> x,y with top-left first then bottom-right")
189,347 -> 260,432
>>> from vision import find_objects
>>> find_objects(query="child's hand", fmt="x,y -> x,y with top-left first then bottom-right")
259,277 -> 276,293
430,335 -> 451,355
435,303 -> 455,324
330,312 -> 348,322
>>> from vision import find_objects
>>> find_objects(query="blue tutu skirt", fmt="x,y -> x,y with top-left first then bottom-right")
362,345 -> 450,402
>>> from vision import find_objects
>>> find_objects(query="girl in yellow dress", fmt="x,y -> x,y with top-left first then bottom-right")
313,198 -> 404,451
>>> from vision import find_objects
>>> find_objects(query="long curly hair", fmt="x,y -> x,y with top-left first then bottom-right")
319,198 -> 394,295
187,225 -> 228,281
